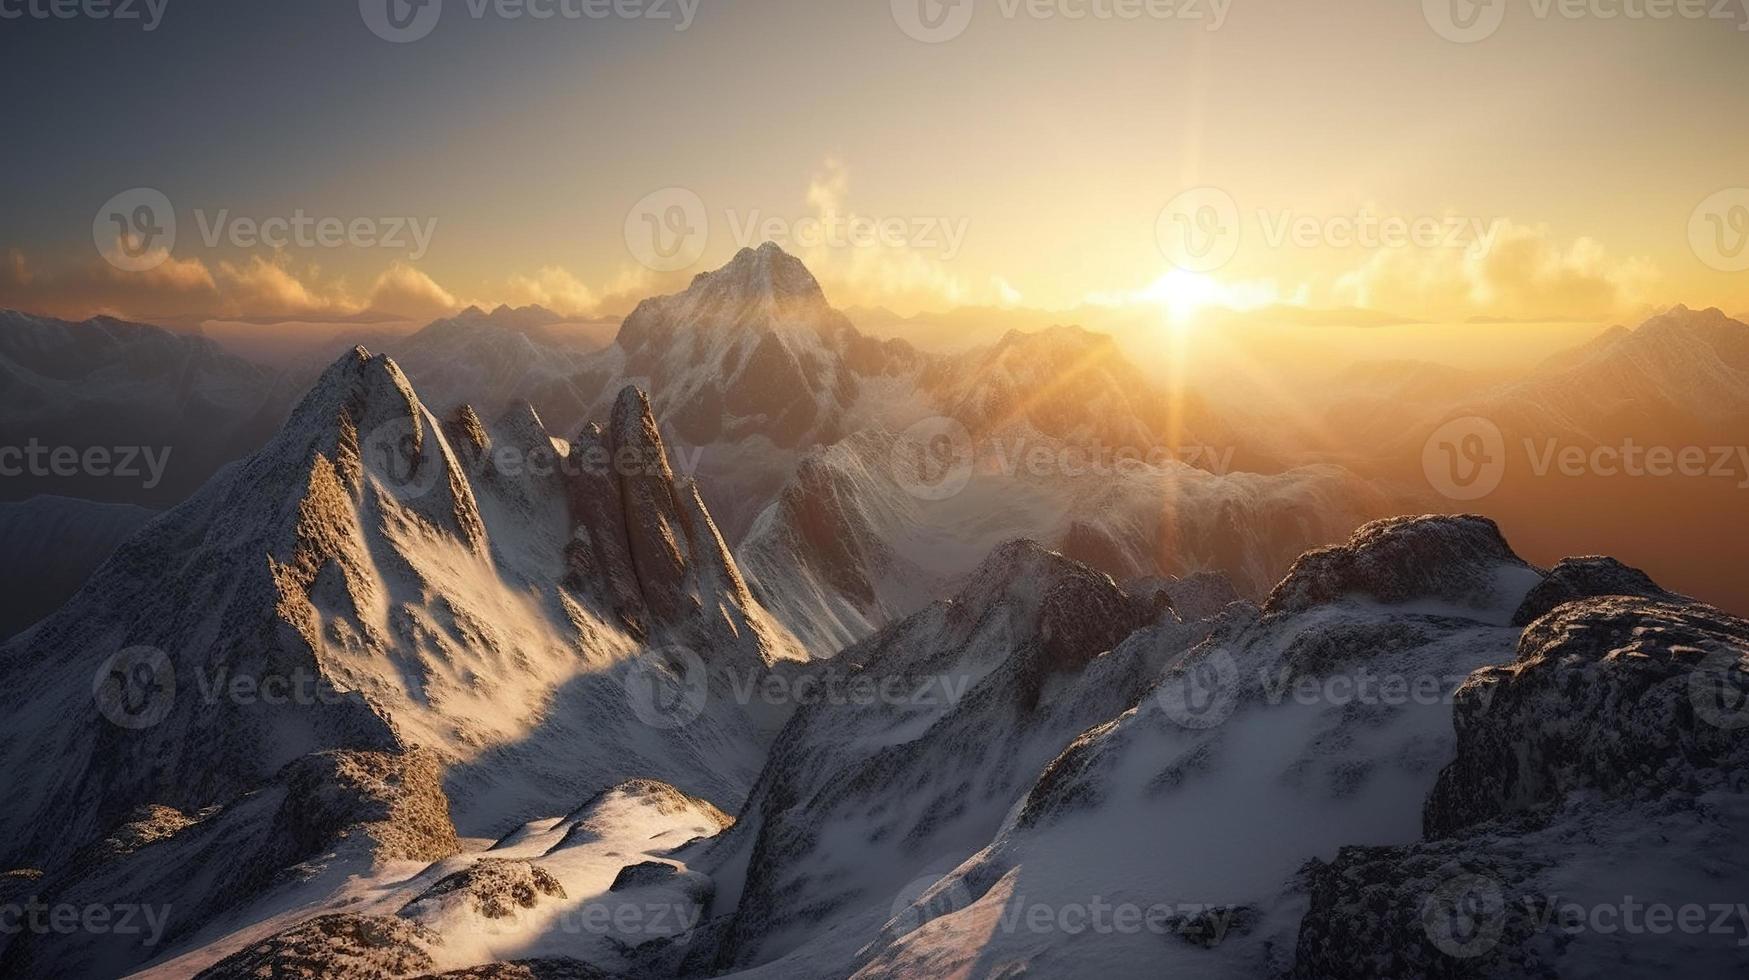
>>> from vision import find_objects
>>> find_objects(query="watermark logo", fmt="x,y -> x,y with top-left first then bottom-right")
891,0 -> 977,42
623,187 -> 971,272
892,0 -> 1231,43
1157,187 -> 1241,273
0,898 -> 173,947
1160,190 -> 1502,273
0,0 -> 168,30
1427,0 -> 1749,43
1156,647 -> 1239,729
1690,646 -> 1749,730
365,416 -> 447,501
889,869 -> 975,935
887,421 -> 1234,501
360,0 -> 443,41
1423,876 -> 1749,958
94,188 -> 176,273
621,645 -> 709,729
1422,873 -> 1507,957
1427,418 -> 1749,501
364,0 -> 700,42
891,416 -> 977,501
1424,0 -> 1507,42
625,187 -> 710,273
1690,188 -> 1749,273
1423,416 -> 1508,501
192,209 -> 438,260
617,660 -> 971,730
0,441 -> 173,490
93,646 -> 176,730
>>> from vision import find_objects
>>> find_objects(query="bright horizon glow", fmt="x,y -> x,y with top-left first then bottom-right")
2,1 -> 1747,325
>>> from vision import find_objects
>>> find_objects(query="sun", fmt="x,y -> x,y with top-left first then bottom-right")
1135,269 -> 1230,325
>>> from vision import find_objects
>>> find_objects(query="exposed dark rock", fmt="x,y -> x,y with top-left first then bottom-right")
194,913 -> 440,980
1264,516 -> 1535,615
77,804 -> 200,863
1510,555 -> 1683,626
609,860 -> 682,892
1163,903 -> 1259,948
1291,592 -> 1749,978
1128,570 -> 1244,622
400,859 -> 566,920
416,959 -> 612,980
1426,596 -> 1749,838
275,748 -> 459,863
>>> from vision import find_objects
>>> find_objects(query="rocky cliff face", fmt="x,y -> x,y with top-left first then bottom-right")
0,346 -> 803,976
701,540 -> 1192,970
1291,579 -> 1749,977
1264,515 -> 1539,617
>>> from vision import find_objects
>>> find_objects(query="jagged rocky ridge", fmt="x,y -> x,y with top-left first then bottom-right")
1292,588 -> 1749,977
6,502 -> 1745,978
0,345 -> 804,976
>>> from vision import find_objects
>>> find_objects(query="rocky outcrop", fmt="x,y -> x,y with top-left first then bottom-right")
1426,596 -> 1749,837
563,386 -> 765,650
195,913 -> 442,980
1126,570 -> 1244,622
0,749 -> 458,978
0,345 -> 800,975
1291,584 -> 1749,977
1264,515 -> 1536,615
1509,555 -> 1683,626
400,859 -> 566,920
705,540 -> 1201,970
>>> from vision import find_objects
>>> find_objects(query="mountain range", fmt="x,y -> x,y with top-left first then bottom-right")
1,247 -> 1747,978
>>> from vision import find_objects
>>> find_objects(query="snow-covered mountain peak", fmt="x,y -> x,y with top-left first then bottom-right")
623,242 -> 837,349
687,241 -> 826,310
947,538 -> 1134,623
1264,515 -> 1542,618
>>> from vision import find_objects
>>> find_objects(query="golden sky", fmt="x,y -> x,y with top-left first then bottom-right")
3,0 -> 1746,324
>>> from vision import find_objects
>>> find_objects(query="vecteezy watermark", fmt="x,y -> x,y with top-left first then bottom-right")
620,646 -> 974,729
95,654 -> 408,728
193,210 -> 438,261
890,0 -> 1230,44
621,646 -> 710,730
1157,188 -> 1502,274
888,870 -> 977,935
0,898 -> 173,947
886,872 -> 1247,943
1422,873 -> 1749,958
93,646 -> 176,730
95,189 -> 439,270
548,899 -> 703,937
1690,646 -> 1749,730
1156,648 -> 1240,729
889,416 -> 1238,501
1421,873 -> 1508,957
359,0 -> 699,43
1260,667 -> 1476,709
623,186 -> 971,273
1424,0 -> 1749,43
0,440 -> 173,490
1157,655 -> 1488,730
192,665 -> 358,708
94,188 -> 177,273
1422,417 -> 1508,502
0,0 -> 168,30
1690,188 -> 1749,273
361,413 -> 706,501
1423,417 -> 1749,500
